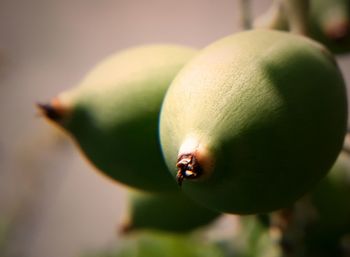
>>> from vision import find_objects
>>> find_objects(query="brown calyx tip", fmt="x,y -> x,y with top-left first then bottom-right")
36,97 -> 68,122
176,153 -> 202,186
325,21 -> 350,41
119,223 -> 133,235
36,102 -> 62,121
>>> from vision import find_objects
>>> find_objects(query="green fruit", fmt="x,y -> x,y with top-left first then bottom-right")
122,189 -> 220,233
255,151 -> 350,256
309,0 -> 350,54
159,30 -> 347,214
303,151 -> 350,253
254,0 -> 350,54
38,44 -> 196,192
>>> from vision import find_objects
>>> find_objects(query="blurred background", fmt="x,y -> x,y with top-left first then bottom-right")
0,1 -> 349,257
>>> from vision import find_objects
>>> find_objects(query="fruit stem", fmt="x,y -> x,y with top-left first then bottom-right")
282,0 -> 310,35
253,0 -> 286,31
176,154 -> 202,186
238,0 -> 252,30
253,0 -> 310,36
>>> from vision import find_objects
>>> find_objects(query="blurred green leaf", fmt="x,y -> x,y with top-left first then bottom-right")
82,230 -> 225,257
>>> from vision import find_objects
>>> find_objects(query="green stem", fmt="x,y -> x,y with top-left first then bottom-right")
238,0 -> 252,30
282,0 -> 310,35
253,0 -> 287,30
253,0 -> 310,36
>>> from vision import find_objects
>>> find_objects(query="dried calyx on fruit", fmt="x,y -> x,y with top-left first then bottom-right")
160,30 -> 347,214
38,44 -> 197,193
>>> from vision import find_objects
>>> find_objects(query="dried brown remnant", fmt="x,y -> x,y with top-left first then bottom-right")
37,103 -> 61,121
36,97 -> 67,123
325,21 -> 350,41
119,223 -> 133,235
176,153 -> 202,186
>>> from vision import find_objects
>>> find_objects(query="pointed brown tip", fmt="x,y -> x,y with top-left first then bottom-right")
325,21 -> 350,41
176,154 -> 202,185
36,97 -> 69,123
119,223 -> 133,235
36,102 -> 63,121
176,171 -> 184,186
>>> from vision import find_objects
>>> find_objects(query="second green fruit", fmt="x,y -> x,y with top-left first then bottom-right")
123,189 -> 220,233
40,44 -> 196,192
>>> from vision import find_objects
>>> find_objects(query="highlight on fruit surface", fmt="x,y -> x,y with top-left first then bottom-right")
159,29 -> 348,214
38,44 -> 197,193
121,189 -> 220,234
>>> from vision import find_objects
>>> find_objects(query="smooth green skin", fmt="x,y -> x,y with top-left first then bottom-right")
310,0 -> 349,27
57,45 -> 197,192
125,189 -> 220,233
255,0 -> 350,54
309,0 -> 350,54
160,30 -> 347,214
304,152 -> 350,252
255,153 -> 350,256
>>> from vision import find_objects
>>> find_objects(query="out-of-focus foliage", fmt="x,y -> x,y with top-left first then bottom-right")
81,231 -> 226,257
232,216 -> 281,257
122,189 -> 220,234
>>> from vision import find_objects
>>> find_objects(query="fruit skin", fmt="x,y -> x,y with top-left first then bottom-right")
303,152 -> 350,254
160,30 -> 347,214
122,189 -> 220,233
255,151 -> 350,256
309,0 -> 350,54
253,0 -> 350,55
40,44 -> 197,192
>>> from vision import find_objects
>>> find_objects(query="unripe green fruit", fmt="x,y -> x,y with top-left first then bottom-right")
122,189 -> 220,233
160,30 -> 347,214
309,0 -> 350,54
255,151 -> 350,256
38,44 -> 197,192
304,151 -> 350,251
254,0 -> 350,55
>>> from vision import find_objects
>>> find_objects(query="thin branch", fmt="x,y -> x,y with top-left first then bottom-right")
253,0 -> 310,36
238,0 -> 252,30
282,0 -> 310,35
253,0 -> 287,30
